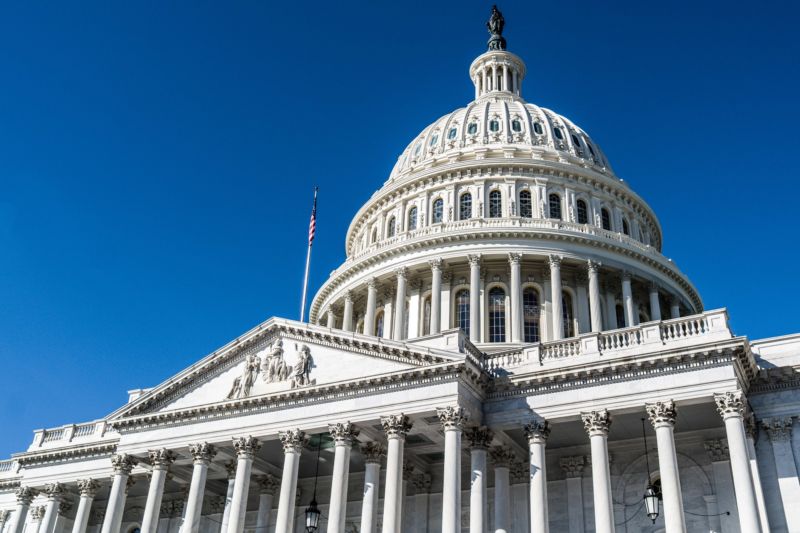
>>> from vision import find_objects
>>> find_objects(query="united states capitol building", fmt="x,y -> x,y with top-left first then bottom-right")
2,8 -> 799,533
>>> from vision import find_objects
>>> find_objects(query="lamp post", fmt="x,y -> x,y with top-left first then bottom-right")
641,418 -> 660,523
305,435 -> 322,532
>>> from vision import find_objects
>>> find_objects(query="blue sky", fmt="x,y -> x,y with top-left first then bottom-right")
1,1 -> 798,458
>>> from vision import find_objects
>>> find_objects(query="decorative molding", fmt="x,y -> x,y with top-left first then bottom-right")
148,448 -> 176,470
560,456 -> 585,478
78,479 -> 100,498
361,442 -> 386,465
762,417 -> 793,443
381,414 -> 413,440
646,400 -> 677,428
111,453 -> 138,475
436,406 -> 469,431
279,430 -> 305,454
466,426 -> 493,450
581,409 -> 611,437
704,439 -> 730,462
189,442 -> 217,464
14,442 -> 118,467
328,422 -> 360,445
523,419 -> 550,444
15,486 -> 36,505
714,390 -> 745,419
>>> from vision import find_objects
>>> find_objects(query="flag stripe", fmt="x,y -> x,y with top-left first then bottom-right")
308,193 -> 317,245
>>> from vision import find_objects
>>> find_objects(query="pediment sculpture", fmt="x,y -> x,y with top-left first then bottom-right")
225,340 -> 315,400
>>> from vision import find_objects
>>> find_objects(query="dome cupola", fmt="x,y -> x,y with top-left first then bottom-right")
470,6 -> 525,99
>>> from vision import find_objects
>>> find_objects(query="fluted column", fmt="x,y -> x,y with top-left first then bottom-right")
581,410 -> 614,533
437,407 -> 469,533
181,443 -> 216,533
468,254 -> 481,343
364,279 -> 378,336
254,474 -> 278,533
380,414 -> 412,533
467,427 -> 492,533
524,420 -> 550,533
141,449 -> 175,533
587,261 -> 602,332
9,487 -> 35,533
549,255 -> 563,340
560,457 -> 585,533
509,253 -> 523,342
328,422 -> 359,533
744,414 -> 771,533
275,429 -> 305,533
430,258 -> 443,335
343,292 -> 354,332
101,454 -> 138,533
763,416 -> 800,532
490,447 -> 514,533
359,443 -> 385,533
226,437 -> 260,533
621,272 -> 634,327
646,401 -> 686,532
39,483 -> 65,533
648,282 -> 662,321
713,391 -> 761,533
393,268 -> 407,340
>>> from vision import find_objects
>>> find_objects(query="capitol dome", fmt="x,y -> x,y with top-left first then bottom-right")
310,20 -> 701,350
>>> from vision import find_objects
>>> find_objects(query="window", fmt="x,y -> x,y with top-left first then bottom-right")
553,127 -> 564,140
622,218 -> 630,236
447,127 -> 458,140
615,304 -> 626,328
408,207 -> 418,231
549,193 -> 562,220
467,122 -> 478,135
387,217 -> 396,237
576,199 -> 588,224
511,119 -> 522,132
488,287 -> 506,342
429,134 -> 439,146
489,190 -> 502,218
523,288 -> 540,342
371,227 -> 378,243
459,193 -> 472,220
587,143 -> 596,157
432,198 -> 444,223
456,289 -> 470,336
519,190 -> 532,218
489,120 -> 500,132
375,311 -> 385,337
571,133 -> 581,148
422,296 -> 431,336
414,143 -> 421,156
601,208 -> 611,230
533,122 -> 544,135
562,292 -> 575,338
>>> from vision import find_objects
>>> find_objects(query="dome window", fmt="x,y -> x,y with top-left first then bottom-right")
488,287 -> 506,343
562,291 -> 575,338
622,218 -> 630,236
432,198 -> 444,224
571,133 -> 581,147
456,289 -> 470,336
511,119 -> 522,132
371,227 -> 378,243
523,288 -> 540,342
533,122 -> 544,135
459,193 -> 473,220
408,207 -> 418,231
467,122 -> 478,135
519,190 -> 533,218
548,193 -> 562,220
387,217 -> 396,238
587,143 -> 596,157
447,127 -> 458,140
576,200 -> 588,224
553,127 -> 564,140
414,143 -> 422,156
489,190 -> 502,218
429,134 -> 439,147
601,208 -> 612,231
489,120 -> 500,132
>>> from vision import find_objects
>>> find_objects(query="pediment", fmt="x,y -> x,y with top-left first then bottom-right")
110,318 -> 465,420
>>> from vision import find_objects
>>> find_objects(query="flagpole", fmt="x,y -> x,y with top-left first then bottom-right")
300,187 -> 318,323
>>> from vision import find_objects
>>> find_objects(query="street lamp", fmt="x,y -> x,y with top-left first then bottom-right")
641,417 -> 660,523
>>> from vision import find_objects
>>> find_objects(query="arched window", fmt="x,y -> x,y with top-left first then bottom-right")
371,227 -> 378,243
467,122 -> 478,135
489,190 -> 502,218
459,193 -> 472,220
601,208 -> 612,230
576,199 -> 588,224
571,133 -> 582,150
523,288 -> 540,343
422,296 -> 431,336
549,193 -> 562,220
511,119 -> 522,132
553,127 -> 564,140
432,198 -> 444,224
429,133 -> 439,147
519,190 -> 532,218
456,289 -> 470,336
562,292 -> 575,338
408,207 -> 418,231
622,218 -> 630,236
489,120 -> 500,132
488,287 -> 506,342
447,127 -> 458,140
533,122 -> 544,135
375,311 -> 384,337
386,217 -> 396,238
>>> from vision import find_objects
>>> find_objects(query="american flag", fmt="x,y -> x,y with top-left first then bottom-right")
308,188 -> 318,246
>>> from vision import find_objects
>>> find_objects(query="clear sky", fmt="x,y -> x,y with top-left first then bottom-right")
1,1 -> 798,458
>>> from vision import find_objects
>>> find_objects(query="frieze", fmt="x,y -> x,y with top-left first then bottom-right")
14,442 -> 118,467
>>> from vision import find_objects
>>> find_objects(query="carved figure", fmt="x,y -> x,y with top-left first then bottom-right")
239,353 -> 260,398
262,339 -> 289,384
291,345 -> 313,388
486,5 -> 507,51
225,376 -> 242,400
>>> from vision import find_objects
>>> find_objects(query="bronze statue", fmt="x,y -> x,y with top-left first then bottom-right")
487,5 -> 507,51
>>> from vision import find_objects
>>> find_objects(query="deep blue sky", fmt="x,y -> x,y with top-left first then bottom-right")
1,1 -> 798,458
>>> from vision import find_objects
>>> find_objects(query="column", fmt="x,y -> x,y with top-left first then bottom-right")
326,307 -> 336,328
524,420 -> 550,533
364,279 -> 378,336
621,272 -> 634,328
72,480 -> 99,533
0,510 -> 10,533
275,429 -> 305,533
55,501 -> 72,533
490,447 -> 514,533
704,440 -> 738,533
549,255 -> 563,341
183,443 -> 216,533
587,261 -> 603,332
101,454 -> 138,533
604,284 -> 618,330
40,483 -> 65,533
648,282 -> 662,321
509,254 -> 523,343
670,297 -> 680,319
713,391 -> 762,533
255,474 -> 279,533
219,462 -> 236,533
467,427 -> 492,533
141,449 -> 175,533
468,255 -> 481,343
359,443 -> 385,533
437,407 -> 469,533
502,64 -> 508,91
645,401 -> 686,532
763,416 -> 800,532
407,280 -> 421,339
30,506 -> 44,533
393,268 -> 407,341
430,258 -> 443,335
441,272 -> 452,332
411,474 -> 432,531
328,422 -> 359,533
559,457 -> 585,533
226,437 -> 260,533
9,487 -> 35,533
380,414 -> 413,533
342,292 -> 354,332
743,415 -> 770,533
580,410 -> 614,533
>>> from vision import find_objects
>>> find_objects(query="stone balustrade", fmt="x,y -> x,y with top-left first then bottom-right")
29,420 -> 116,451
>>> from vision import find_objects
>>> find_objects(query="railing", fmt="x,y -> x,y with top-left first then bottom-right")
0,460 -> 15,473
41,428 -> 65,443
73,423 -> 97,438
661,315 -> 710,341
29,420 -> 116,450
599,327 -> 643,351
540,338 -> 581,361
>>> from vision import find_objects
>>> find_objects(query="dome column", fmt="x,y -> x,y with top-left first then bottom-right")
621,272 -> 635,327
649,282 -> 662,321
364,279 -> 378,336
509,253 -> 523,343
468,255 -> 481,343
549,256 -> 563,341
587,261 -> 603,332
393,269 -> 407,341
342,292 -> 354,332
429,259 -> 443,335
326,307 -> 336,329
604,283 -> 618,330
670,297 -> 681,319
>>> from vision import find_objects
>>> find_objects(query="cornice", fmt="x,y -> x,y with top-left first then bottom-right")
0,479 -> 21,492
12,443 -> 118,468
748,365 -> 800,394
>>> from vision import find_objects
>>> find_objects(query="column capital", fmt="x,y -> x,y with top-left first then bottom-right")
232,436 -> 261,458
489,446 -> 515,468
523,419 -> 550,444
467,254 -> 482,267
436,406 -> 470,432
58,501 -> 72,517
380,413 -> 413,440
714,390 -> 745,420
14,486 -> 36,505
762,417 -> 793,442
704,439 -> 730,462
148,448 -> 177,470
559,456 -> 585,478
360,441 -> 386,464
621,270 -> 632,282
278,429 -> 306,454
110,453 -> 138,475
581,409 -> 612,437
646,400 -> 677,428
395,267 -> 408,280
30,506 -> 45,521
586,259 -> 601,273
328,422 -> 360,445
548,254 -> 562,269
649,280 -> 660,292
188,442 -> 217,464
343,291 -> 353,303
411,472 -> 432,493
77,478 -> 100,498
466,426 -> 494,450
429,257 -> 443,271
508,252 -> 522,264
367,277 -> 378,290
402,459 -> 415,479
257,474 -> 280,495
224,460 -> 237,480
43,482 -> 65,501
